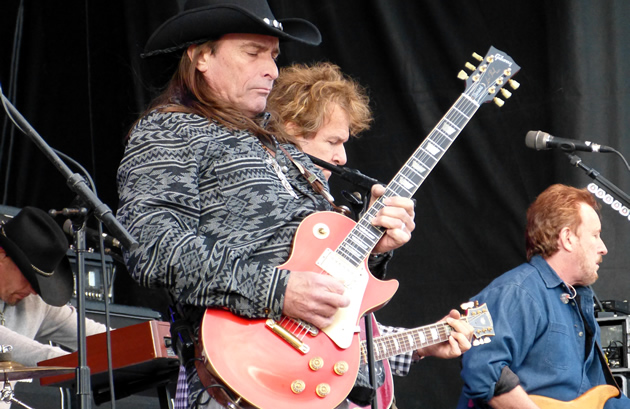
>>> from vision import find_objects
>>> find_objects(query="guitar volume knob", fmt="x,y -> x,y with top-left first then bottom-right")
315,383 -> 331,397
309,357 -> 324,371
290,379 -> 306,394
333,361 -> 349,375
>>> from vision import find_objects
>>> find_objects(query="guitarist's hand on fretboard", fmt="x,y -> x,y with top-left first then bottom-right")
368,184 -> 416,254
418,309 -> 474,359
284,270 -> 351,329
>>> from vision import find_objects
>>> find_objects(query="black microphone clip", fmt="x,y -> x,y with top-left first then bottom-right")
306,154 -> 383,191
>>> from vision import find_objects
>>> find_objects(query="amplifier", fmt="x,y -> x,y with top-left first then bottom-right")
69,299 -> 163,329
67,250 -> 115,302
598,316 -> 630,369
614,374 -> 628,397
601,300 -> 630,316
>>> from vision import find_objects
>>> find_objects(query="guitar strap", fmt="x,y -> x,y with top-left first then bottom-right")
575,295 -> 621,396
276,144 -> 352,217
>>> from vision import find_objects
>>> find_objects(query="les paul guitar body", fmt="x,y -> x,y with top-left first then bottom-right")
200,211 -> 399,409
529,385 -> 619,409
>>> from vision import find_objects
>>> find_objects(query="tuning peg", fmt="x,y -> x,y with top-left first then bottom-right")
493,97 -> 504,107
509,79 -> 520,89
457,70 -> 469,80
461,301 -> 475,310
500,89 -> 512,99
464,62 -> 476,71
472,52 -> 483,62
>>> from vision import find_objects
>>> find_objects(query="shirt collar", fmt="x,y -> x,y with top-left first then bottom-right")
530,255 -> 564,290
530,254 -> 594,297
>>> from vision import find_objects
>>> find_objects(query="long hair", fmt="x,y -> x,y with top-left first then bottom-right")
525,184 -> 600,260
266,62 -> 372,142
131,40 -> 281,143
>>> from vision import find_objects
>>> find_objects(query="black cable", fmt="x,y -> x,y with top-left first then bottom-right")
83,0 -> 98,187
1,0 -> 25,204
610,148 -> 630,173
82,1 -> 114,403
194,383 -> 240,409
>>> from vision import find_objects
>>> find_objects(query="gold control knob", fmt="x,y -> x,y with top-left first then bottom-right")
290,380 -> 306,394
333,361 -> 349,375
316,383 -> 331,397
309,357 -> 324,371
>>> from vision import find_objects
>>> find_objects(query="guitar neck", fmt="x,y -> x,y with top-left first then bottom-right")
337,94 -> 482,267
360,320 -> 453,363
361,302 -> 495,363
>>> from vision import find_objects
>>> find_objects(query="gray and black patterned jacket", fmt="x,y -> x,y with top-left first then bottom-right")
116,110 -> 415,378
116,110 -> 331,321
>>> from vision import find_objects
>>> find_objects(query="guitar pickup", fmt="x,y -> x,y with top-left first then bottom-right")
316,249 -> 365,288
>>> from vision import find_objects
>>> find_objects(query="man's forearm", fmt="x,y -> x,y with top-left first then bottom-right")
0,326 -> 67,367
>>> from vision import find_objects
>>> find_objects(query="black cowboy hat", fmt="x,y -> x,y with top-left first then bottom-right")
0,207 -> 73,307
142,0 -> 321,57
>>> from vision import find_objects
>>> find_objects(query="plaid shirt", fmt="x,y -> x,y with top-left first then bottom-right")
379,324 -> 416,376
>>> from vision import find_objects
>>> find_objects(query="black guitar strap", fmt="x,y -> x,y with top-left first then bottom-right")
575,295 -> 621,396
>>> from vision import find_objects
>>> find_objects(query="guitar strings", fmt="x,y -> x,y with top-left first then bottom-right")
359,323 -> 451,363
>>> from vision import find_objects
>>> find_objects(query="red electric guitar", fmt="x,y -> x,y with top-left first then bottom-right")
349,303 -> 495,409
198,46 -> 520,409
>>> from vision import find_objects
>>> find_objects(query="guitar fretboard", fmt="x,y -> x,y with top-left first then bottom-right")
360,321 -> 452,363
336,94 -> 481,267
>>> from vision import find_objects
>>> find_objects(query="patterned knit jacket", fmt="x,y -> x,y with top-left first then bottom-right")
116,111 -> 332,321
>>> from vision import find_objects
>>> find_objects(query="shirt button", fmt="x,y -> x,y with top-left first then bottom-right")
263,308 -> 270,315
578,331 -> 584,337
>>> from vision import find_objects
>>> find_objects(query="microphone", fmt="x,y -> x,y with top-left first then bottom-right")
306,154 -> 383,191
525,130 -> 614,153
63,219 -> 121,249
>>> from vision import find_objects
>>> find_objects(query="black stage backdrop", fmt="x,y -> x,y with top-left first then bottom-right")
2,1 -> 630,407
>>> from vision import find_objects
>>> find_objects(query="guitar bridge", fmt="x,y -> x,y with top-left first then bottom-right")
266,319 -> 310,354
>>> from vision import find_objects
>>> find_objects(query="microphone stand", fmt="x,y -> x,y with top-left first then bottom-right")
565,153 -> 630,208
0,90 -> 138,409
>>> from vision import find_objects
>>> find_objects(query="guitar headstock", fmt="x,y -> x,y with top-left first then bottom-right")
461,301 -> 495,346
457,46 -> 521,107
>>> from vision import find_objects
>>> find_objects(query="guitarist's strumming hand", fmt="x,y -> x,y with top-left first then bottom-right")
417,309 -> 474,360
283,270 -> 351,329
369,184 -> 416,254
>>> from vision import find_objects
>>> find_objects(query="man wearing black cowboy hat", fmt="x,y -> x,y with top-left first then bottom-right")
0,207 -> 104,368
116,1 -> 415,408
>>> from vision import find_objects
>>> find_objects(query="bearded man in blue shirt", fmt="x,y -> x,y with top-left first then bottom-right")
458,184 -> 630,409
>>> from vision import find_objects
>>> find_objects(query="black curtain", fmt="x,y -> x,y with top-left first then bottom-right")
2,1 -> 630,407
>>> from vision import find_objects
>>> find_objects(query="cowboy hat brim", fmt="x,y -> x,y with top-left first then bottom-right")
142,4 -> 321,57
0,233 -> 74,307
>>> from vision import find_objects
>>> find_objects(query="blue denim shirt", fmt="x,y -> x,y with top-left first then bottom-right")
458,255 -> 629,408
